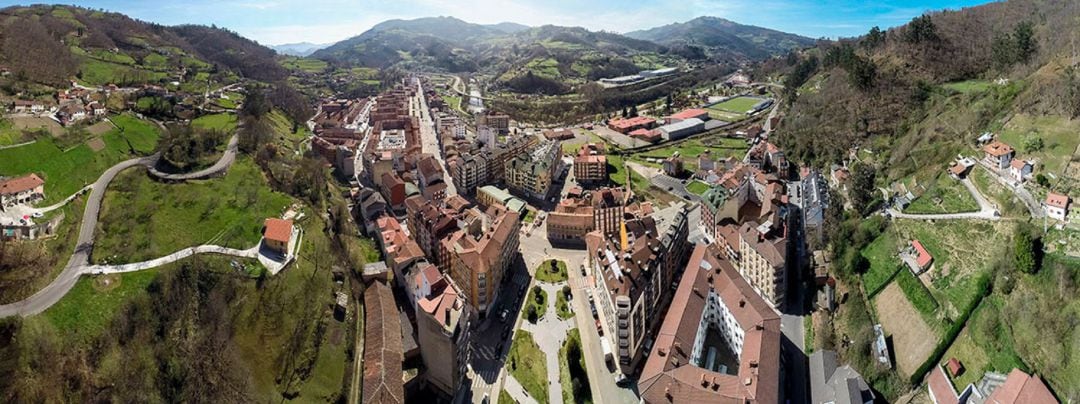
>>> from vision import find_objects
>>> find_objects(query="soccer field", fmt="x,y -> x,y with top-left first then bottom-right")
709,96 -> 765,113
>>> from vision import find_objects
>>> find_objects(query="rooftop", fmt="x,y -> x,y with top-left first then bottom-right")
263,218 -> 293,244
983,140 -> 1014,157
0,174 -> 44,196
362,282 -> 404,404
1045,192 -> 1070,209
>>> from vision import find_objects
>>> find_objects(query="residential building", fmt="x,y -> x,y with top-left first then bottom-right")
637,244 -> 781,404
447,152 -> 488,196
262,218 -> 293,255
543,128 -> 575,141
0,174 -> 45,210
416,155 -> 448,202
985,369 -> 1058,404
928,366 -> 1058,404
592,187 -> 628,237
482,135 -> 538,182
574,143 -> 607,183
416,274 -> 471,396
11,99 -> 47,113
478,111 -> 510,134
547,198 -> 594,246
587,205 -> 691,374
442,206 -> 520,315
810,350 -> 874,404
663,155 -> 684,177
476,185 -> 527,216
608,116 -> 656,134
504,140 -> 562,200
736,220 -> 788,307
362,281 -> 404,404
982,140 -> 1015,169
354,187 -> 388,234
56,102 -> 87,126
658,118 -> 705,141
380,172 -> 408,213
375,216 -> 426,278
1044,192 -> 1070,221
800,169 -> 828,244
1009,159 -> 1032,183
902,239 -> 934,274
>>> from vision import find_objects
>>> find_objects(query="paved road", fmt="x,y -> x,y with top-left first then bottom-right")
0,156 -> 151,317
0,126 -> 248,317
977,163 -> 1045,219
413,81 -> 457,195
85,244 -> 258,274
566,257 -> 639,404
146,132 -> 240,181
887,178 -> 1000,221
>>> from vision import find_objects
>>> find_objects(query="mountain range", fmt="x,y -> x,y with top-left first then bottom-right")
271,42 -> 332,57
311,16 -> 812,93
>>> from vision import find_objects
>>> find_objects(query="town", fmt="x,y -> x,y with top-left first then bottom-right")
0,3 -> 1078,404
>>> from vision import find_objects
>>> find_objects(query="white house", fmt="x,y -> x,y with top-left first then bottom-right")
1009,159 -> 1032,183
1045,192 -> 1071,222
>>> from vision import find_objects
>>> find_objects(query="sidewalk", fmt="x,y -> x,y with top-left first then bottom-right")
501,373 -> 538,404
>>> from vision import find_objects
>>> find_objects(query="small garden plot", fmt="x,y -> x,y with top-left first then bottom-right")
903,174 -> 979,214
873,282 -> 941,377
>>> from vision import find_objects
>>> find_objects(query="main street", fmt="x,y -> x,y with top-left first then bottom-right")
413,79 -> 458,195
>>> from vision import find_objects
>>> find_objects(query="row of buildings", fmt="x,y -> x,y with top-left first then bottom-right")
606,107 -> 717,143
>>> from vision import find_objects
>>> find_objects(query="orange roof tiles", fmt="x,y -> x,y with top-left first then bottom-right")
986,369 -> 1058,404
263,218 -> 293,244
1045,192 -> 1069,209
912,240 -> 932,268
0,173 -> 44,196
668,108 -> 708,121
363,282 -> 404,404
983,140 -> 1014,157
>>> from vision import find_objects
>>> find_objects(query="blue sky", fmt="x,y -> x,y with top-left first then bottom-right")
1,0 -> 993,45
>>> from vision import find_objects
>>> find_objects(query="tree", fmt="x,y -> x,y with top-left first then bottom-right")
904,15 -> 938,45
629,105 -> 638,117
1013,228 -> 1037,274
850,164 -> 877,216
1023,136 -> 1043,153
862,26 -> 885,49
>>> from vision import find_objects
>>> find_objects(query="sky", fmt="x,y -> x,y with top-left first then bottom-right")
1,0 -> 994,45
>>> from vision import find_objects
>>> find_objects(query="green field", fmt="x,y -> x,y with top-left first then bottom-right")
525,285 -> 548,323
42,269 -> 159,341
535,259 -> 568,283
559,328 -> 592,404
861,229 -> 902,297
686,180 -> 710,195
506,330 -> 548,403
998,113 -> 1080,175
710,96 -> 765,113
78,58 -> 168,86
556,288 -> 574,320
903,174 -> 980,214
94,158 -> 291,264
280,56 -> 329,73
0,118 -> 32,145
631,137 -> 748,173
192,113 -> 238,132
940,296 -> 1025,388
0,115 -> 161,204
896,269 -> 939,317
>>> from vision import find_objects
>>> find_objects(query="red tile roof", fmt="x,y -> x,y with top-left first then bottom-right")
927,366 -> 959,404
1010,159 -> 1028,170
668,108 -> 708,121
363,282 -> 404,404
947,358 -> 963,376
1045,192 -> 1070,209
639,244 -> 781,404
986,369 -> 1058,404
0,174 -> 44,196
610,116 -> 656,130
983,141 -> 1014,157
263,218 -> 293,244
912,240 -> 933,268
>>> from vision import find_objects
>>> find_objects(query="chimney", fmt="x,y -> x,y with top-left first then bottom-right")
665,386 -> 673,402
444,308 -> 451,325
739,299 -> 746,308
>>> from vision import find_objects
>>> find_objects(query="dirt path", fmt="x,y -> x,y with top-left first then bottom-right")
874,282 -> 939,377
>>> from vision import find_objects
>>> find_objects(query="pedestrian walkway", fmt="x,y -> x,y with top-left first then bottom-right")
84,244 -> 258,274
501,373 -> 539,404
519,282 -> 576,404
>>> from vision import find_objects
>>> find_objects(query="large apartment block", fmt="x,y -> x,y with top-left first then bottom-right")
574,143 -> 607,183
504,140 -> 562,200
442,205 -> 521,315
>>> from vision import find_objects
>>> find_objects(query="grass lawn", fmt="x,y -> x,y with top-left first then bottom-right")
281,56 -> 329,73
78,57 -> 167,86
969,167 -> 1027,218
0,116 -> 161,204
500,389 -> 515,404
94,157 -> 291,264
523,208 -> 537,224
0,118 -> 33,145
709,96 -> 764,113
556,288 -> 574,320
896,268 -> 939,317
998,113 -> 1080,175
940,296 -> 1025,389
192,113 -> 238,132
862,229 -> 902,297
525,286 -> 548,323
535,259 -> 568,283
444,95 -> 462,112
559,328 -> 592,404
941,80 -> 993,94
904,174 -> 979,214
506,330 -> 548,403
892,219 -> 1012,318
685,180 -> 710,196
296,318 -> 349,402
804,315 -> 815,355
43,268 -> 159,342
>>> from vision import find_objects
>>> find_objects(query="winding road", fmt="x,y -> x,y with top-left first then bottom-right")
0,131 -> 246,318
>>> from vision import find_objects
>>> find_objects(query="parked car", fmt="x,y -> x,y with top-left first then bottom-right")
500,309 -> 509,323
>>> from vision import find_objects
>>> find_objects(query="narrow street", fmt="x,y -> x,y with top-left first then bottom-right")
413,79 -> 457,195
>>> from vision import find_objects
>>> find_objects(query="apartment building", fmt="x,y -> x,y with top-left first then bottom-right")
442,205 -> 521,315
574,143 -> 608,183
505,140 -> 562,200
416,270 -> 471,397
447,152 -> 489,196
478,111 -> 511,134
